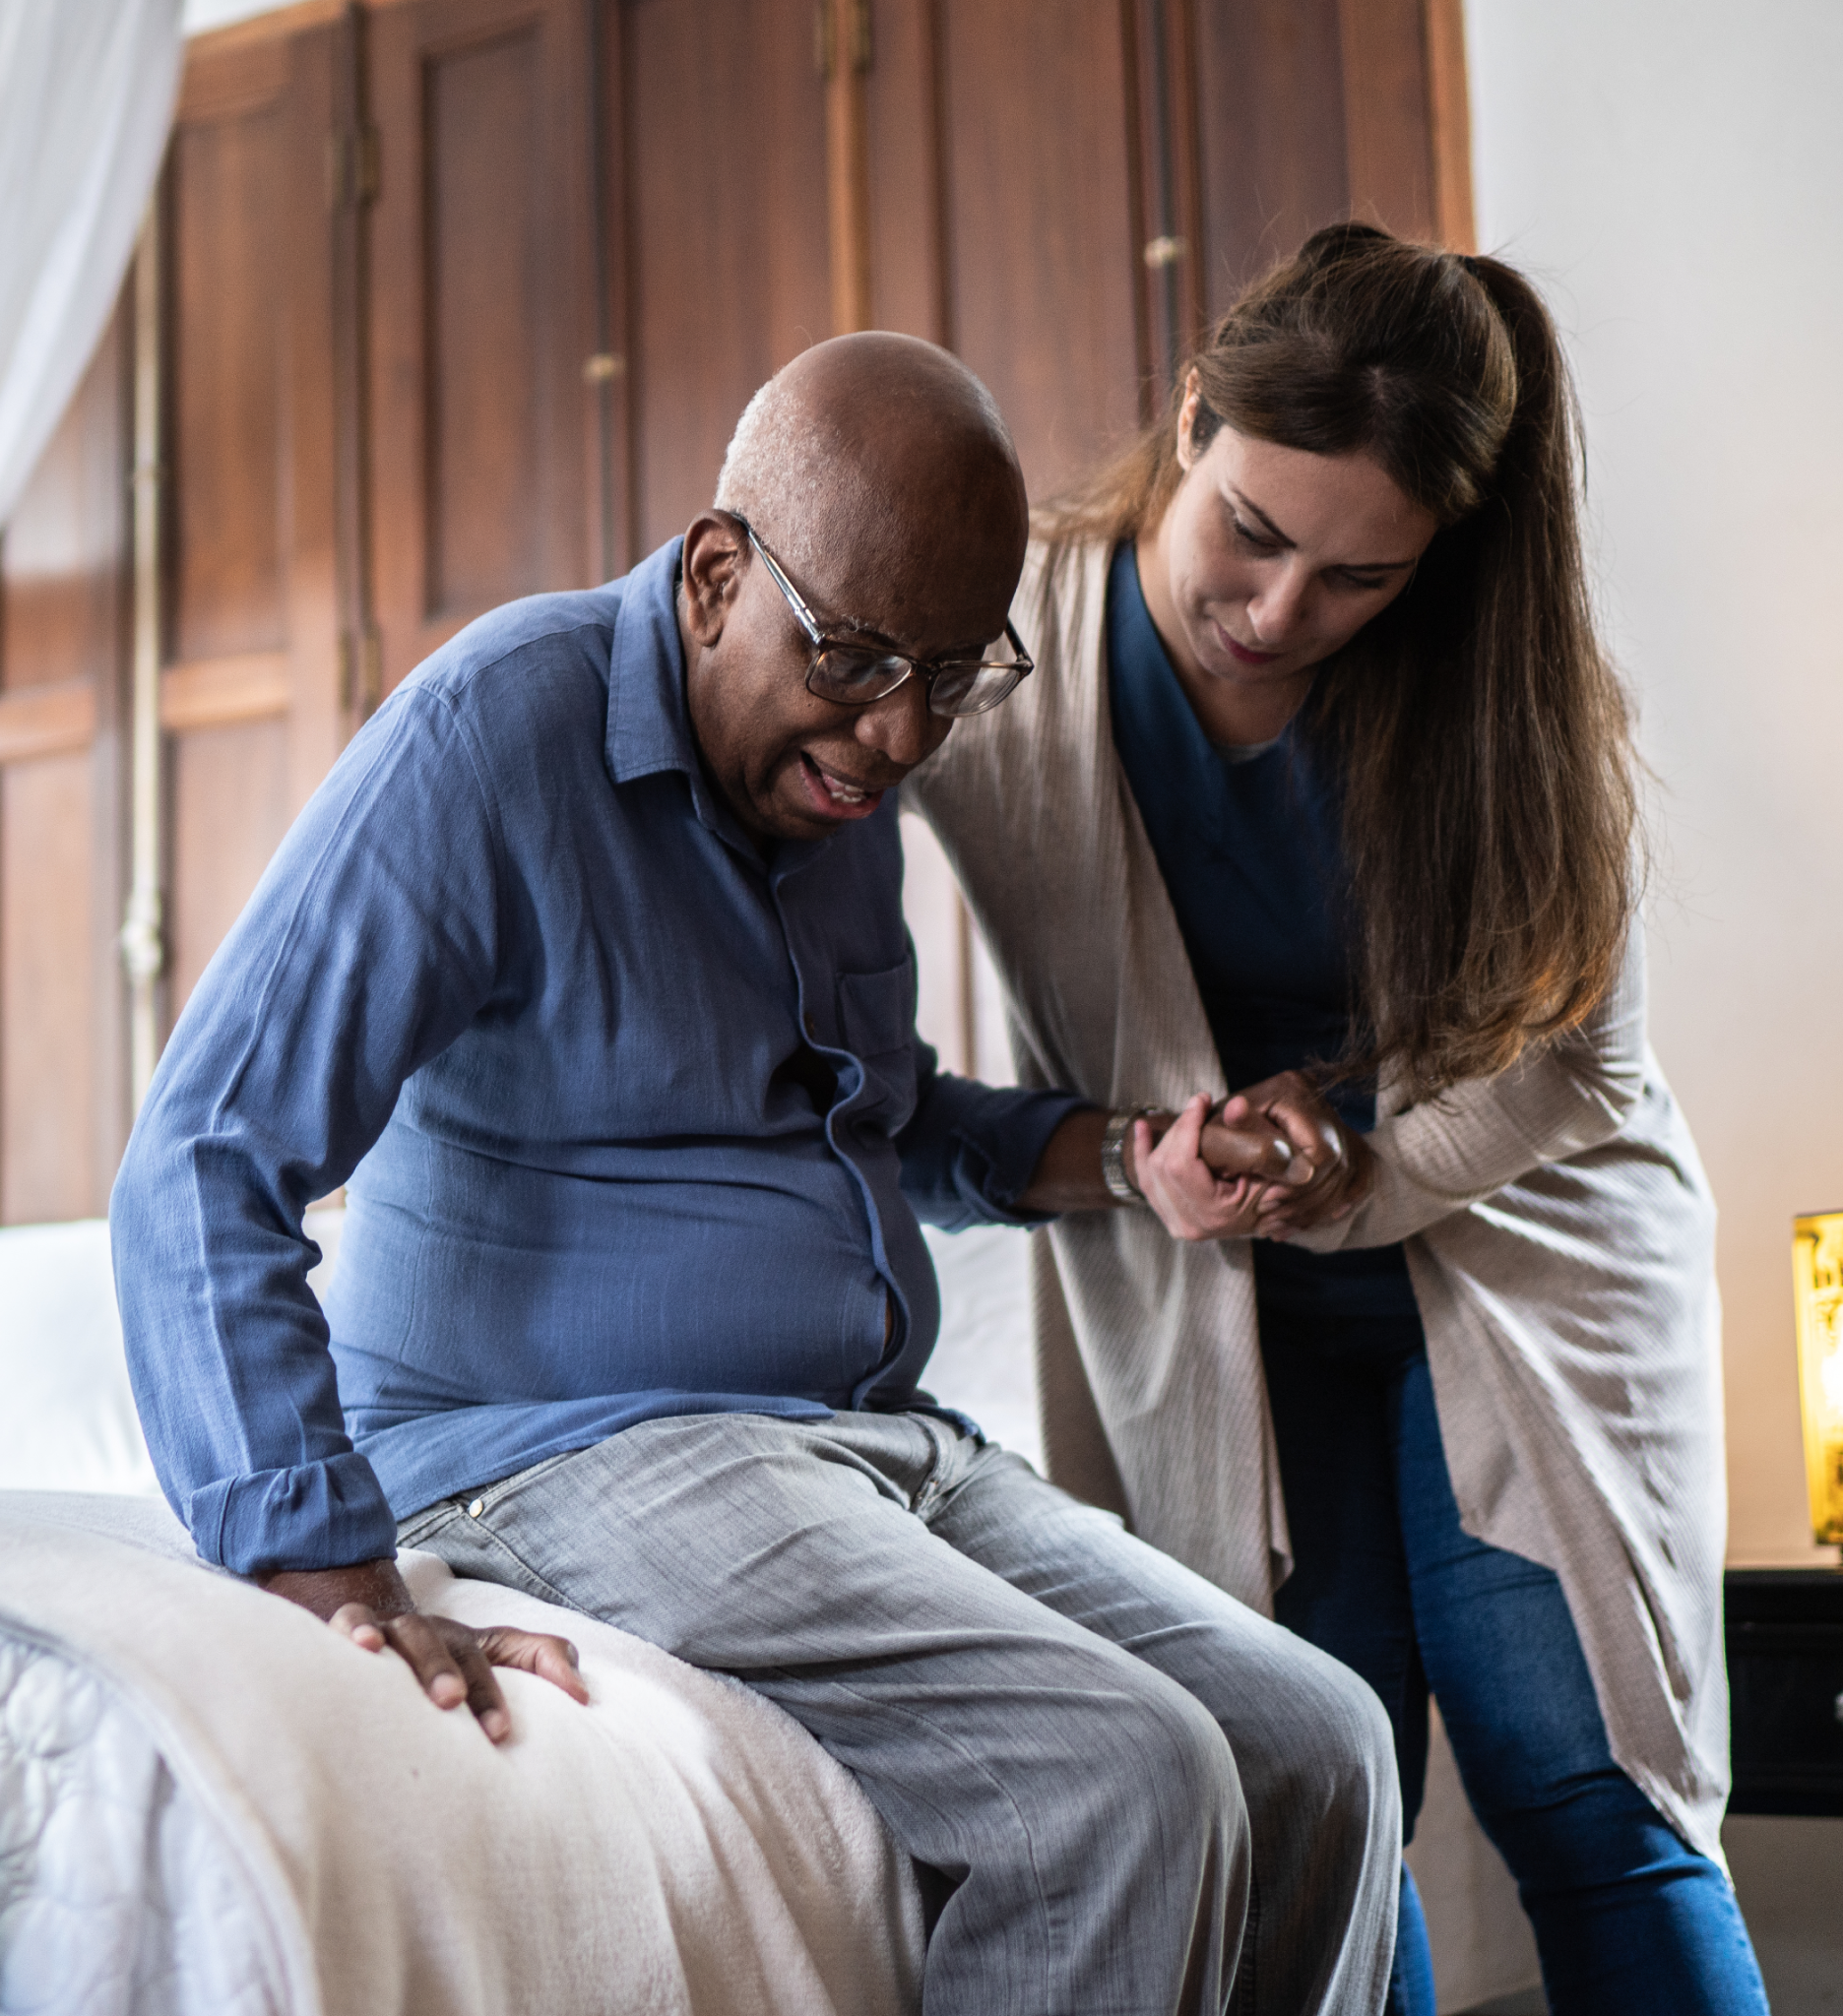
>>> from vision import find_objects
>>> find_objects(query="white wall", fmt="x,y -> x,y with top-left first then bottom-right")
1466,0 -> 1843,1569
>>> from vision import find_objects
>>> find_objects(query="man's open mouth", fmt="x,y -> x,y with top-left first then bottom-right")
799,754 -> 887,818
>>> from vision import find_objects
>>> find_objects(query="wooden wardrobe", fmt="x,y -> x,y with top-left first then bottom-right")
0,0 -> 1472,1222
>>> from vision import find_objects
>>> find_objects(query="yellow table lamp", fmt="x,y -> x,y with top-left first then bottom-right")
1792,1212 -> 1843,1549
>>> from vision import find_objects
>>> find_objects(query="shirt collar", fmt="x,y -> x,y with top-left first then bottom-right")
603,534 -> 833,878
605,536 -> 698,787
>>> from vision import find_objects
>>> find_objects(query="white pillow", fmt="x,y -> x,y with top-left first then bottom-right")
0,1207 -> 345,1497
0,1219 -> 158,1495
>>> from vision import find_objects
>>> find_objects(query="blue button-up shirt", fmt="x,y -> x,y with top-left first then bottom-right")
110,539 -> 1079,1577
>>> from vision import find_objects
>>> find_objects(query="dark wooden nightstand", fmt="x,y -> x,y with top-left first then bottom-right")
1725,1568 -> 1843,1814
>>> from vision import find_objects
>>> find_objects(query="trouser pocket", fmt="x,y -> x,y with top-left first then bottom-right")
396,1446 -> 585,1549
395,1496 -> 462,1549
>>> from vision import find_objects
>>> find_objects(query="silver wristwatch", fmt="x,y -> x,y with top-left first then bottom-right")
1100,1105 -> 1164,1205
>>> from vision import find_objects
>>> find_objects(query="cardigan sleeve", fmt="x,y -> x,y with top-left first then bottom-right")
1291,926 -> 1650,1253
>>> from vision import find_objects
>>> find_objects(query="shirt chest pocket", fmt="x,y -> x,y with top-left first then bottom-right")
836,957 -> 919,1129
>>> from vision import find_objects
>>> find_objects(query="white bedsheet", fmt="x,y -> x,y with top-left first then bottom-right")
0,1630 -> 282,2015
0,1496 -> 923,2016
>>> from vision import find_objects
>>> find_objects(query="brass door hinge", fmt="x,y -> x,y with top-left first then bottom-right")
326,124 -> 381,211
118,887 -> 166,986
340,627 -> 384,720
814,0 -> 872,79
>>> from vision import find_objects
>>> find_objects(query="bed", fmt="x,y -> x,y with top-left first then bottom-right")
0,1208 -> 1021,2016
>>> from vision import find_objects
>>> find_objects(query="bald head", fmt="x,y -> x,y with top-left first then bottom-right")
715,334 -> 1027,598
679,336 -> 1030,845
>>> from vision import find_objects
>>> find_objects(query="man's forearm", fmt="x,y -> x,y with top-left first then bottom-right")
1015,1108 -> 1160,1213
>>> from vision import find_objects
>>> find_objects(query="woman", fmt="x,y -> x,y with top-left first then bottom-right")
908,224 -> 1767,2013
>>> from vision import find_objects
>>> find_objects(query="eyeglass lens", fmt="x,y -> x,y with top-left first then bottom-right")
808,645 -> 1025,719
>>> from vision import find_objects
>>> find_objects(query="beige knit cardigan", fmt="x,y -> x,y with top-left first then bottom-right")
908,537 -> 1731,1861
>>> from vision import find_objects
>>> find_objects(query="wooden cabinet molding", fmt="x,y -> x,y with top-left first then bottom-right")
0,300 -> 133,1225
1423,0 -> 1477,253
158,653 -> 292,732
161,20 -> 346,1021
0,679 -> 100,766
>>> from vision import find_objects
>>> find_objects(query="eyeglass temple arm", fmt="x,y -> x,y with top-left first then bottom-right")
737,517 -> 826,646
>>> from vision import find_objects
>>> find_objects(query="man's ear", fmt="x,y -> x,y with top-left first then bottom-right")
681,513 -> 747,647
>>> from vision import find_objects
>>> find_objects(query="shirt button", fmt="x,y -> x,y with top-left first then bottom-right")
467,1498 -> 485,1518
804,1015 -> 817,1037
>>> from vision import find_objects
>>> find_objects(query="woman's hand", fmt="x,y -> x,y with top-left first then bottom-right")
1131,1094 -> 1276,1241
1230,1070 -> 1375,1236
1017,1098 -> 1301,1233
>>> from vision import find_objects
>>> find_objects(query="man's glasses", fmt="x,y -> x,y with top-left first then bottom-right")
734,516 -> 1033,720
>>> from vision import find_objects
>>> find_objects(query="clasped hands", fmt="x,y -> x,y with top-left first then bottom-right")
1128,1069 -> 1374,1243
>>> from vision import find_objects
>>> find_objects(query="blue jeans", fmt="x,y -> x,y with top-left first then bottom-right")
1259,1301 -> 1769,2016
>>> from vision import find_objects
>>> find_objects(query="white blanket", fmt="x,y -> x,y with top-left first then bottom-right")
0,1497 -> 923,2016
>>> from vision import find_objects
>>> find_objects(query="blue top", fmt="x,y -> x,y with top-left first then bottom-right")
1105,541 -> 1417,1325
110,538 -> 1082,1577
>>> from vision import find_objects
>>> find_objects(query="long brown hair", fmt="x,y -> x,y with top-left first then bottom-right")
1042,221 -> 1637,1099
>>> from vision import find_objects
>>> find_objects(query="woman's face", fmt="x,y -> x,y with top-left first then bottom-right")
1140,380 -> 1439,740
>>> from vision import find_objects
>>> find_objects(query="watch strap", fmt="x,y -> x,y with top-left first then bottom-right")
1100,1105 -> 1163,1204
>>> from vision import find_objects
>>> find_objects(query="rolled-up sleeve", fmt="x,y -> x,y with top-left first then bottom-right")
109,687 -> 503,1576
896,1039 -> 1088,1230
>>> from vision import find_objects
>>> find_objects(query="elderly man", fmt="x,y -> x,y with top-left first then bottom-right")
112,335 -> 1398,2015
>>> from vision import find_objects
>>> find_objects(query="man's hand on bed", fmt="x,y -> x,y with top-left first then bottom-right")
259,1558 -> 591,1741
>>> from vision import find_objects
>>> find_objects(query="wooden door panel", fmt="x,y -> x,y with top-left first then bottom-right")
0,303 -> 130,1224
0,320 -> 131,698
1192,0 -> 1460,319
862,0 -> 947,343
370,0 -> 595,689
425,26 -> 543,616
1335,0 -> 1438,244
160,21 -> 344,1048
619,0 -> 831,557
934,0 -> 1145,500
167,720 -> 291,1019
169,99 -> 288,663
1191,0 -> 1350,309
0,758 -> 100,1223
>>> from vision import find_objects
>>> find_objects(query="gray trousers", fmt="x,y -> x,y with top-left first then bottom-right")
400,1412 -> 1398,2016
